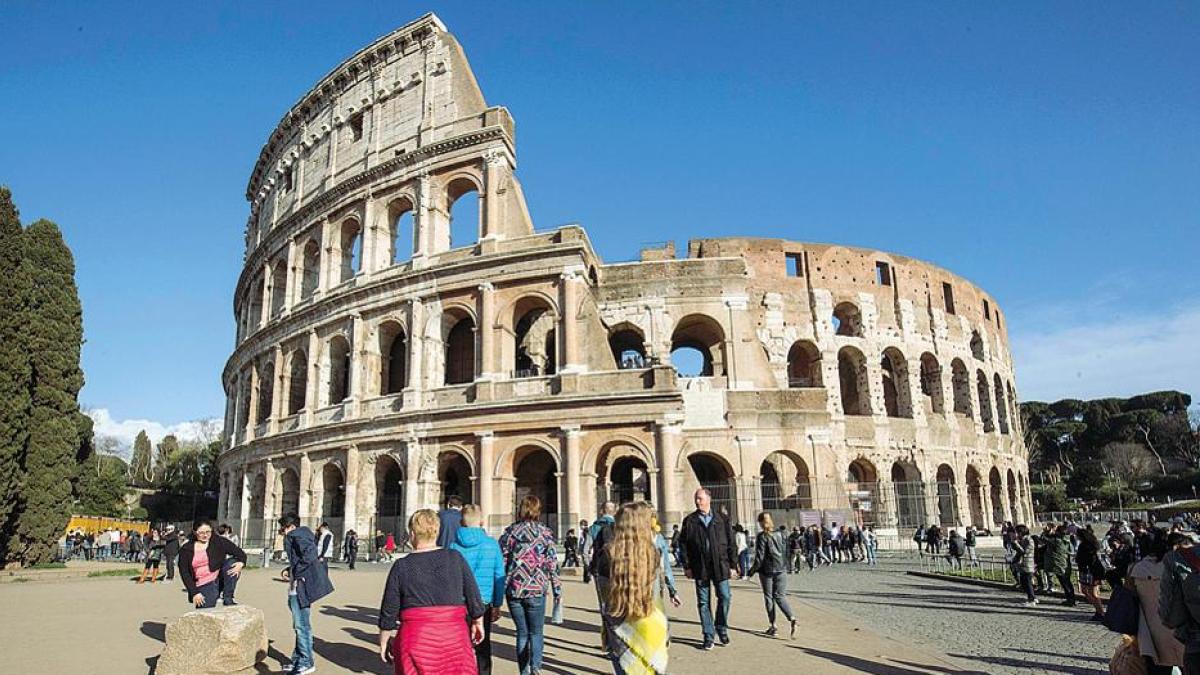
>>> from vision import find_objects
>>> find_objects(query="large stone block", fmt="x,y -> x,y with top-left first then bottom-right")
156,605 -> 268,675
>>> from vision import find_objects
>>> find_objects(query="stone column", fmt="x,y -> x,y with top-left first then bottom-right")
477,283 -> 496,379
284,238 -> 297,313
655,420 -> 683,526
361,196 -> 378,276
238,467 -> 251,524
269,344 -> 284,434
412,172 -> 433,265
305,329 -> 319,426
561,425 -> 582,531
723,296 -> 747,388
246,366 -> 260,441
403,298 -> 425,407
349,312 -> 365,417
404,437 -> 422,519
298,453 -> 312,523
344,445 -> 360,541
482,149 -> 506,240
263,461 -> 278,526
476,432 -> 496,532
259,263 -> 272,327
318,219 -> 333,294
559,271 -> 582,373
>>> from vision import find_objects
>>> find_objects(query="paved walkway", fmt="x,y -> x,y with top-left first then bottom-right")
0,561 -> 975,674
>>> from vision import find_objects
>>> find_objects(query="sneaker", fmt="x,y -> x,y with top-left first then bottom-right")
765,626 -> 777,637
718,633 -> 730,646
702,639 -> 714,651
789,619 -> 798,640
290,666 -> 316,675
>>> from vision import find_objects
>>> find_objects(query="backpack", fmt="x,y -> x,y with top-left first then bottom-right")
589,520 -> 615,577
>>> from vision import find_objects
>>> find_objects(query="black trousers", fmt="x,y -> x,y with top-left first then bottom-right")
1055,572 -> 1075,603
164,553 -> 176,580
475,604 -> 494,674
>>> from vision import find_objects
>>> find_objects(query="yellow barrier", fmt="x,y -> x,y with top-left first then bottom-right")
64,515 -> 150,536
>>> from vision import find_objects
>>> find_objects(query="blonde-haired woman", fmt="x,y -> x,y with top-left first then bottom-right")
377,508 -> 485,675
607,501 -> 669,675
748,511 -> 796,638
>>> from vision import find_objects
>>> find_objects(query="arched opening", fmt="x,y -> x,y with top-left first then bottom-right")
237,370 -> 252,433
300,239 -> 320,300
670,314 -> 725,378
994,374 -> 1009,434
970,331 -> 985,360
439,451 -> 473,505
287,350 -> 307,415
847,458 -> 879,485
976,370 -> 995,432
787,340 -> 822,388
270,260 -> 287,318
322,463 -> 345,518
688,452 -> 737,520
447,177 -> 481,249
513,447 -> 559,530
846,458 -> 880,526
1007,381 -> 1019,433
760,451 -> 811,509
1007,469 -> 1020,524
919,353 -> 945,414
379,322 -> 407,395
881,347 -> 913,418
338,218 -> 363,282
608,325 -> 647,370
965,465 -> 985,528
1017,472 -> 1029,524
610,456 -> 652,505
256,360 -> 275,424
832,302 -> 863,337
444,313 -> 476,385
989,467 -> 1004,525
951,359 -> 972,417
247,473 -> 267,547
890,461 -> 926,528
935,464 -> 957,527
512,297 -> 556,378
837,346 -> 871,416
279,468 -> 300,517
389,198 -> 415,265
248,273 -> 265,330
375,455 -> 405,540
327,335 -> 351,405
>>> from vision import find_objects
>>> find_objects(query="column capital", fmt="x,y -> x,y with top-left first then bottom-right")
722,295 -> 749,310
559,425 -> 582,437
474,430 -> 495,440
477,281 -> 494,293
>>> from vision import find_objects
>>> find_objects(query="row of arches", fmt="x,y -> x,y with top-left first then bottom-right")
831,300 -> 999,362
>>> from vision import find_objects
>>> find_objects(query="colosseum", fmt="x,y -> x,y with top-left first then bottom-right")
218,14 -> 1032,549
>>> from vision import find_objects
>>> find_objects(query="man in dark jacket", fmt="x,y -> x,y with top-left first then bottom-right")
436,495 -> 464,548
162,526 -> 181,583
1044,525 -> 1074,606
280,513 -> 334,675
678,488 -> 738,650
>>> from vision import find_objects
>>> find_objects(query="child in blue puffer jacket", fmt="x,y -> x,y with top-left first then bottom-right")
450,504 -> 506,674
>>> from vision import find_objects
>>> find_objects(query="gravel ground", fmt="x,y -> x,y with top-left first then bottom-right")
773,552 -> 1119,674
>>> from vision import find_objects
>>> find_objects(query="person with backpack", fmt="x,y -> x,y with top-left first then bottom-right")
451,505 -> 505,675
946,529 -> 965,570
913,525 -> 926,557
1159,532 -> 1200,673
563,529 -> 579,568
589,501 -> 618,651
1077,526 -> 1106,620
1043,524 -> 1074,607
1011,524 -> 1039,606
280,513 -> 334,675
678,488 -> 738,650
748,512 -> 796,639
341,529 -> 359,570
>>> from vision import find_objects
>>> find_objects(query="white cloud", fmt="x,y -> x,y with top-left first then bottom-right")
85,408 -> 222,458
1011,302 -> 1200,403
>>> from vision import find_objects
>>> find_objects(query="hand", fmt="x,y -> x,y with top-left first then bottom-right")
192,593 -> 205,607
280,569 -> 290,582
490,606 -> 502,623
670,592 -> 682,608
470,618 -> 485,645
731,570 -> 740,580
378,632 -> 395,664
227,562 -> 244,578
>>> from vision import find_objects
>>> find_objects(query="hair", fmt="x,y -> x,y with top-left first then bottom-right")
1079,527 -> 1099,548
602,500 -> 617,516
408,509 -> 440,545
447,495 -> 464,509
192,518 -> 213,534
756,511 -> 775,532
319,521 -> 330,530
607,502 -> 659,621
1146,527 -> 1170,562
278,513 -> 300,529
519,495 -> 542,521
460,504 -> 483,527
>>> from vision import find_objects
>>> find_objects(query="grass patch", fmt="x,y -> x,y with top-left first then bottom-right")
87,568 -> 141,578
11,577 -> 30,583
29,562 -> 67,569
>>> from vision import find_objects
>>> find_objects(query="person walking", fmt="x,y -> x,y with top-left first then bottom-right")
669,524 -> 681,567
1132,528 -> 1184,674
316,523 -> 335,568
650,512 -> 681,609
342,529 -> 359,570
607,502 -> 670,675
378,508 -> 484,675
436,495 -> 465,549
1011,525 -> 1038,606
786,527 -> 803,573
965,526 -> 979,566
748,512 -> 797,639
1043,525 -> 1075,607
678,488 -> 738,650
864,525 -> 878,565
450,504 -> 505,675
563,529 -> 579,568
162,526 -> 180,584
384,532 -> 397,562
946,529 -> 965,570
178,519 -> 247,609
589,501 -> 619,649
579,519 -> 593,583
374,529 -> 387,563
734,526 -> 750,577
138,529 -> 165,584
1159,531 -> 1200,674
279,513 -> 334,675
913,525 -> 926,557
1076,527 -> 1106,620
499,495 -> 561,675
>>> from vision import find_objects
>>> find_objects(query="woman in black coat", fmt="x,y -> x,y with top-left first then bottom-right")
179,519 -> 247,608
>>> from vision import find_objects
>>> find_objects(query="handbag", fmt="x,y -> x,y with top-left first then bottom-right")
1102,583 -> 1140,635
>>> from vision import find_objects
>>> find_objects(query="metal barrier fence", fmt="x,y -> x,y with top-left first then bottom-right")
1035,510 -> 1149,525
914,549 -> 1019,585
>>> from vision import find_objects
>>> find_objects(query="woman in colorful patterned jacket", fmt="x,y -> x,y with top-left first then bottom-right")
499,495 -> 561,675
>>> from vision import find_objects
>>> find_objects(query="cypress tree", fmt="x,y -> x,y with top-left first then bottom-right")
0,187 -> 31,562
130,430 -> 153,487
14,220 -> 85,564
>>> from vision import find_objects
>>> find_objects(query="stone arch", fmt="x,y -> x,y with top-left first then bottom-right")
994,374 -> 1010,434
760,450 -> 812,509
247,272 -> 265,332
387,196 -> 416,265
890,461 -> 927,528
507,295 -> 558,378
965,465 -> 985,528
594,441 -> 654,505
1007,468 -> 1020,524
326,334 -> 351,404
989,466 -> 1005,525
608,323 -> 647,370
237,368 -> 252,432
300,237 -> 320,300
375,454 -> 406,538
379,320 -> 407,396
919,352 -> 945,414
670,313 -> 727,378
1007,381 -> 1019,433
287,349 -> 308,415
686,451 -> 738,522
337,216 -> 363,283
249,473 -> 267,520
446,175 -> 482,250
787,340 -> 822,388
278,467 -> 300,517
970,330 -> 985,360
881,347 -> 913,418
256,358 -> 276,424
847,457 -> 879,485
437,447 -> 474,505
837,345 -> 871,416
438,307 -> 476,386
935,464 -> 958,526
832,302 -> 863,337
270,259 -> 287,318
951,358 -> 972,417
511,445 -> 560,528
976,370 -> 995,432
321,461 -> 345,518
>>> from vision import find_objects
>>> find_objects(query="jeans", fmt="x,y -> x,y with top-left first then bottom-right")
694,578 -> 732,641
1018,571 -> 1036,602
1185,652 -> 1200,675
165,551 -> 176,580
759,571 -> 794,625
508,595 -> 547,675
221,558 -> 239,605
594,575 -> 613,652
288,594 -> 313,670
476,604 -> 494,674
865,544 -> 877,565
1056,572 -> 1075,604
196,581 -> 221,608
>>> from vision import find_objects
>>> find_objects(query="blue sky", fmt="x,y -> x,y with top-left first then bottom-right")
1,3 -> 1196,446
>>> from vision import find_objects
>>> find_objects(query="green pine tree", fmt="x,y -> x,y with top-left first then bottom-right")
130,430 -> 153,487
14,220 -> 85,564
0,187 -> 31,563
155,434 -> 179,488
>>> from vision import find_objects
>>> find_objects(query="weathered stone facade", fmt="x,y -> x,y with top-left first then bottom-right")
218,14 -> 1032,546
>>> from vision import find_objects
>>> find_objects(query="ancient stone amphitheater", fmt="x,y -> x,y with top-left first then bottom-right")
218,14 -> 1031,548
